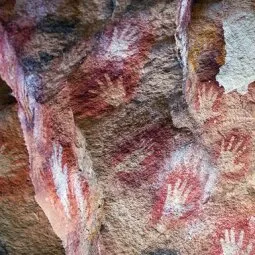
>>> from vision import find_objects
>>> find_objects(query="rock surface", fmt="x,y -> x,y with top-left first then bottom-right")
0,0 -> 254,254
0,79 -> 64,254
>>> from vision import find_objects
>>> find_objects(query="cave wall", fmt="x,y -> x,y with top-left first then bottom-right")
0,0 -> 254,254
0,78 -> 64,254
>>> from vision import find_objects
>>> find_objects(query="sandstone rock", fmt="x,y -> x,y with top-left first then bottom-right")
0,0 -> 254,254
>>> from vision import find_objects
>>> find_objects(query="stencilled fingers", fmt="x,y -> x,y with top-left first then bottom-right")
118,24 -> 139,43
186,82 -> 220,119
89,74 -> 126,107
164,179 -> 193,216
217,134 -> 248,175
220,228 -> 253,255
105,24 -> 140,60
220,135 -> 247,155
198,85 -> 219,110
198,85 -> 219,105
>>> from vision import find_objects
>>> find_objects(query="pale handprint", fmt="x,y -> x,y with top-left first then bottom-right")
163,178 -> 192,218
180,146 -> 205,181
196,84 -> 221,124
90,74 -> 126,107
176,144 -> 216,203
105,24 -> 139,60
50,143 -> 70,218
217,136 -> 246,175
220,229 -> 253,255
182,146 -> 201,171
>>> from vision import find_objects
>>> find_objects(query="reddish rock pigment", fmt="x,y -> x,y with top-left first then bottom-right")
0,0 -> 254,254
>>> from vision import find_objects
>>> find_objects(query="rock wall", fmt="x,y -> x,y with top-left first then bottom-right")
0,0 -> 254,254
0,78 -> 64,254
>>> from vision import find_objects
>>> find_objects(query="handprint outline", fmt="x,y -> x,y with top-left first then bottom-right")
217,135 -> 249,177
104,24 -> 139,61
89,73 -> 126,107
220,228 -> 253,255
187,82 -> 222,125
170,144 -> 217,204
163,178 -> 193,218
196,83 -> 221,124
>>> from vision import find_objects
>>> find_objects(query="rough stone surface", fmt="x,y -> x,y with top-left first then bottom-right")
0,92 -> 64,254
0,0 -> 254,254
216,1 -> 255,94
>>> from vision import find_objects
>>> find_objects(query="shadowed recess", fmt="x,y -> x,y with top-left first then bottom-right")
142,248 -> 179,255
0,77 -> 16,110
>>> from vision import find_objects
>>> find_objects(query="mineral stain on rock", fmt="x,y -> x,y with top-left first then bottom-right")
142,249 -> 179,255
0,241 -> 8,255
37,16 -> 79,34
39,51 -> 54,65
0,0 -> 255,254
21,52 -> 54,72
21,56 -> 43,72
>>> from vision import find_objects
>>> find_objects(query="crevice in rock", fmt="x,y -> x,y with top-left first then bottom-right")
0,77 -> 16,110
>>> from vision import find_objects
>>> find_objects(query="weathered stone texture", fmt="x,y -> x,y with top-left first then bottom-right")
0,0 -> 255,254
0,98 -> 64,254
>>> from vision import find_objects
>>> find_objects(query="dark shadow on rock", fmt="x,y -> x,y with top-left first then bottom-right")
142,248 -> 180,255
0,77 -> 16,110
0,241 -> 8,255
